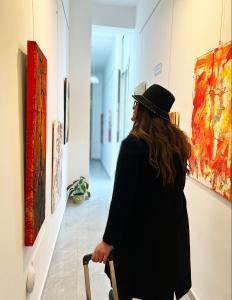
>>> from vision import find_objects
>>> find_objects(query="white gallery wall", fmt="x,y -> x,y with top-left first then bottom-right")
68,0 -> 91,183
101,37 -> 121,178
91,4 -> 137,176
0,0 -> 70,299
169,1 -> 231,299
126,0 -> 231,299
92,3 -> 136,28
120,31 -> 139,138
91,29 -> 135,176
91,73 -> 103,159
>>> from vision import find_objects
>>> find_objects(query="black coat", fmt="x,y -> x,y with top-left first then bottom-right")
103,134 -> 191,300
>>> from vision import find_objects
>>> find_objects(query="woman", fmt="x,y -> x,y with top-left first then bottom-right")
92,84 -> 192,300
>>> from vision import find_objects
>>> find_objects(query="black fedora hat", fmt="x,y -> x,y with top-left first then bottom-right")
132,84 -> 175,121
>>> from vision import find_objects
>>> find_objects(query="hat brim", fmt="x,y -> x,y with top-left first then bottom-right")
132,95 -> 170,121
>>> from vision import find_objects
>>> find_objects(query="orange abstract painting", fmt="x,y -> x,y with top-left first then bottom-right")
189,41 -> 232,201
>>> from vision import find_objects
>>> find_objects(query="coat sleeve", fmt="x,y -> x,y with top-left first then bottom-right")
103,135 -> 142,247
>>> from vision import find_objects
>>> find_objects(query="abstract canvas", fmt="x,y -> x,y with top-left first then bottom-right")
51,121 -> 63,213
189,41 -> 232,201
134,81 -> 146,96
64,78 -> 70,144
25,41 -> 47,246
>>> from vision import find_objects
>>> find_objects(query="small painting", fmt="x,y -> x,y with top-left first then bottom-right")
64,78 -> 70,144
101,113 -> 104,144
108,110 -> 112,143
25,41 -> 47,246
189,41 -> 232,201
134,81 -> 146,95
51,121 -> 63,213
169,112 -> 180,127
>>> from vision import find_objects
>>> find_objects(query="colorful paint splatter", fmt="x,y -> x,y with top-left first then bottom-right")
25,41 -> 47,245
189,41 -> 232,201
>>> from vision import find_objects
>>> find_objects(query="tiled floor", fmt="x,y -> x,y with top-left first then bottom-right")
41,160 -> 191,300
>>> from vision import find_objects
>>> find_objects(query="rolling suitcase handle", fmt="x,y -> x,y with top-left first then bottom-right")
83,252 -> 119,300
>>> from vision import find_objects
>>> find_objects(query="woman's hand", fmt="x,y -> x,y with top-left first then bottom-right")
92,241 -> 113,264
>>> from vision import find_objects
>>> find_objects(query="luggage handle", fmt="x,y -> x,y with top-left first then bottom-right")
83,251 -> 119,300
83,251 -> 114,265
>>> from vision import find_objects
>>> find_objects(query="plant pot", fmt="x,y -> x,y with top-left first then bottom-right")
72,195 -> 84,204
84,194 -> 90,200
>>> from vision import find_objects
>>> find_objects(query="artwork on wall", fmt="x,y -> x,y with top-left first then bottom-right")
134,81 -> 146,95
117,70 -> 121,142
51,121 -> 63,213
101,113 -> 104,144
189,41 -> 232,201
169,112 -> 180,127
64,78 -> 70,144
25,41 -> 47,246
108,110 -> 112,143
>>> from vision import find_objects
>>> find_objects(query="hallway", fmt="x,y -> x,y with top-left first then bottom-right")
1,1 -> 231,299
41,160 -> 191,300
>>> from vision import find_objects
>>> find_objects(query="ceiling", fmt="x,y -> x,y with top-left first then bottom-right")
91,26 -> 133,73
91,31 -> 115,73
91,1 -> 138,73
92,0 -> 139,6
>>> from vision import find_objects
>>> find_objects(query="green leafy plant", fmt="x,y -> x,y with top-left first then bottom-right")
67,176 -> 91,202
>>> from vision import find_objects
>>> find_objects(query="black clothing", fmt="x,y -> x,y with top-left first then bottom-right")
103,134 -> 191,300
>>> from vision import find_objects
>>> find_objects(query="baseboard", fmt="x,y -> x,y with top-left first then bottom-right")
100,160 -> 112,179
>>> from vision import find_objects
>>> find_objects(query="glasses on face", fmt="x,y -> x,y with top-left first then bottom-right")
133,100 -> 138,108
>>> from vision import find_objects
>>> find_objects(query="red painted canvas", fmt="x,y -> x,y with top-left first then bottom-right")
25,41 -> 47,245
189,41 -> 232,201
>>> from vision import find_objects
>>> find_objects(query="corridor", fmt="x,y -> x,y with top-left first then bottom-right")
1,1 -> 231,299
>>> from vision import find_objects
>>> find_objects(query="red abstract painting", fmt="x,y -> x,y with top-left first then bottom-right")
189,41 -> 232,201
25,41 -> 47,245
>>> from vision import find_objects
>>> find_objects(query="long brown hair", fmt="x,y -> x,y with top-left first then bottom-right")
131,104 -> 191,185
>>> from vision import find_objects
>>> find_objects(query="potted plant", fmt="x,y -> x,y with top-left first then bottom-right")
67,176 -> 91,203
